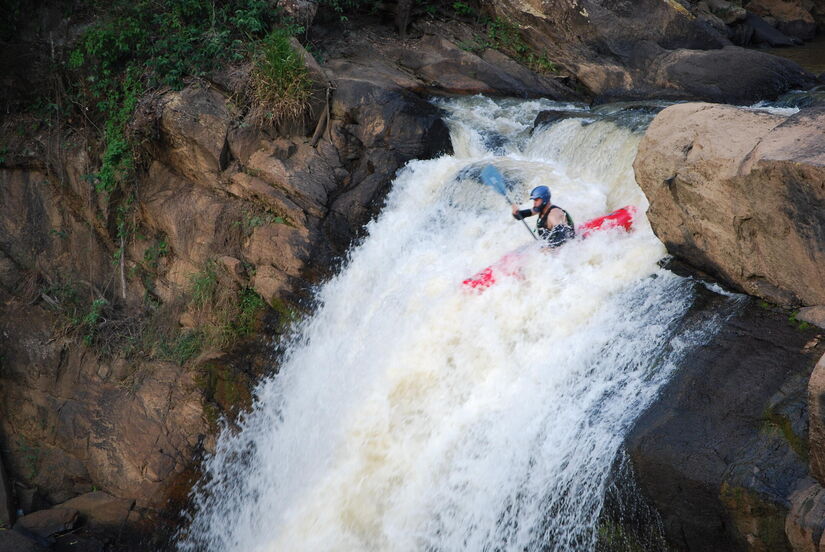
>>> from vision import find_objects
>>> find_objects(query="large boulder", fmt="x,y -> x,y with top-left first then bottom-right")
785,478 -> 825,552
634,103 -> 825,307
13,507 -> 78,538
626,298 -> 825,551
57,491 -> 134,530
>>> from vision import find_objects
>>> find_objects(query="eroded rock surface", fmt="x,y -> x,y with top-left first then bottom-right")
635,103 -> 825,307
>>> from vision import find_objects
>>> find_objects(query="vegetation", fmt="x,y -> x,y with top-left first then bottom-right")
39,260 -> 269,366
458,16 -> 559,74
247,27 -> 314,127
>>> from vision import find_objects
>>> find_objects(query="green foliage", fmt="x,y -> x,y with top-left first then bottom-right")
42,280 -> 89,326
190,261 -> 219,308
248,27 -> 313,127
459,16 -> 560,75
68,0 -> 285,196
143,238 -> 170,270
82,298 -> 108,345
234,210 -> 288,235
158,330 -> 204,365
235,287 -> 266,338
451,2 -> 475,17
788,311 -> 812,331
186,262 -> 268,349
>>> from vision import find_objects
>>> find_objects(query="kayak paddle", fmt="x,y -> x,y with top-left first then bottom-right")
480,165 -> 538,241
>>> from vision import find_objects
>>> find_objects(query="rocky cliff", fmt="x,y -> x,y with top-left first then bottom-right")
0,10 -> 581,550
627,98 -> 825,551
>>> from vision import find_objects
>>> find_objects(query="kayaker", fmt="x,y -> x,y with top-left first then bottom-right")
511,185 -> 575,247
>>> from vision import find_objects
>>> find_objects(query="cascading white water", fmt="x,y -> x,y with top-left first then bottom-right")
177,96 -> 733,551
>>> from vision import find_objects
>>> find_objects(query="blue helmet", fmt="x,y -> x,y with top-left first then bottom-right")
530,185 -> 551,212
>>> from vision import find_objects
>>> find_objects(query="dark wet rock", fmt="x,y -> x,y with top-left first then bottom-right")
532,110 -> 594,130
0,456 -> 13,529
322,62 -> 452,254
57,491 -> 134,530
644,44 -> 813,104
626,299 -> 825,551
14,507 -> 78,538
0,529 -> 47,552
747,0 -> 818,41
739,12 -> 802,47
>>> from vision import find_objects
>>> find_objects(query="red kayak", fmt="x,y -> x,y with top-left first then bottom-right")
462,206 -> 637,290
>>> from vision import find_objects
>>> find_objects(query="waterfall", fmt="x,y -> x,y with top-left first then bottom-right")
177,96 -> 735,551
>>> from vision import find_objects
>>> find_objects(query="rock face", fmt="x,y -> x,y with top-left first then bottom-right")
808,353 -> 825,484
487,0 -> 817,102
0,16 -> 582,545
634,103 -> 825,307
626,297 -> 825,551
14,507 -> 78,538
747,0 -> 818,40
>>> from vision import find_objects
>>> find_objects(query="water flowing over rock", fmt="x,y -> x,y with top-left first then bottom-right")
635,102 -> 825,307
173,97 -> 737,552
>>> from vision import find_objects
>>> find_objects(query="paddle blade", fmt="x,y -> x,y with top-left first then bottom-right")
480,165 -> 508,196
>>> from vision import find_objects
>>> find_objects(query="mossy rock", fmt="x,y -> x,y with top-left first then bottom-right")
719,482 -> 792,552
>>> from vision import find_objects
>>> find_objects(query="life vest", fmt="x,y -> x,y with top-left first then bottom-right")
537,205 -> 575,247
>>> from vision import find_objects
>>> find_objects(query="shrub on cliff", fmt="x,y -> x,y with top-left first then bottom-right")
247,27 -> 313,127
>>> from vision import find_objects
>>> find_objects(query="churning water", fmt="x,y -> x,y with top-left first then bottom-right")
177,97 -> 733,551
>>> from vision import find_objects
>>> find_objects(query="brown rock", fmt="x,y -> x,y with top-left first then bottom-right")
810,353 -> 825,485
798,307 -> 825,329
14,507 -> 77,538
252,264 -> 289,305
393,35 -> 573,98
179,311 -> 197,329
786,480 -> 825,552
217,256 -> 246,284
227,172 -> 306,225
747,0 -> 817,40
707,0 -> 748,23
635,103 -> 825,307
158,85 -> 231,188
58,492 -> 134,530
